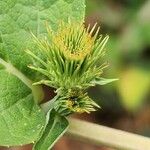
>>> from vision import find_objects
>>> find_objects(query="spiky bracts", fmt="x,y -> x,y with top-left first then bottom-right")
54,89 -> 100,116
26,22 -> 109,115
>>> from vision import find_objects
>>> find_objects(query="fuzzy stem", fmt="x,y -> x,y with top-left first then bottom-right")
67,118 -> 150,150
0,58 -> 44,103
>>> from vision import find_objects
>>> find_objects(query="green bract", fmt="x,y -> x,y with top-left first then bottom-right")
27,23 -> 109,89
26,22 -> 114,115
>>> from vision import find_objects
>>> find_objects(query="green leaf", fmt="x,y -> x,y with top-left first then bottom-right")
0,69 -> 45,146
0,0 -> 85,147
33,109 -> 69,150
91,77 -> 118,85
0,0 -> 85,78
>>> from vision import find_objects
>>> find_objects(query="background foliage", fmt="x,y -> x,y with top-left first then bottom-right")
86,0 -> 150,137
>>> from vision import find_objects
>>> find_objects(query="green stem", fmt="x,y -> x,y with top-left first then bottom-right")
41,94 -> 59,114
0,58 -> 44,103
67,118 -> 150,150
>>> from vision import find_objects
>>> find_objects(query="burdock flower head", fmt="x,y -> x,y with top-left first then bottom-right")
26,22 -> 116,115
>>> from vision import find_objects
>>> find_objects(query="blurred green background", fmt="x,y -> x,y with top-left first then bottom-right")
85,0 -> 150,137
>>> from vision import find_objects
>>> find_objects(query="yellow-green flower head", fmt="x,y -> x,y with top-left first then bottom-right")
26,22 -> 118,115
52,22 -> 94,60
27,22 -> 109,89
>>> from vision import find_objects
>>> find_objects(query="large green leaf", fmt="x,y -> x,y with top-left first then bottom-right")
0,0 -> 85,147
0,69 -> 45,146
0,0 -> 85,78
33,109 -> 69,150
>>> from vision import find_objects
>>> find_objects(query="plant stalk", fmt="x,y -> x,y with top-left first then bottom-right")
67,118 -> 150,150
0,58 -> 44,103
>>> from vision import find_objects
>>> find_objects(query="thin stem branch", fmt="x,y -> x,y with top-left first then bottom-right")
67,118 -> 150,150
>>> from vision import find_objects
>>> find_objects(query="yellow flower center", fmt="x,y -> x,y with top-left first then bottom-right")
52,23 -> 94,60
